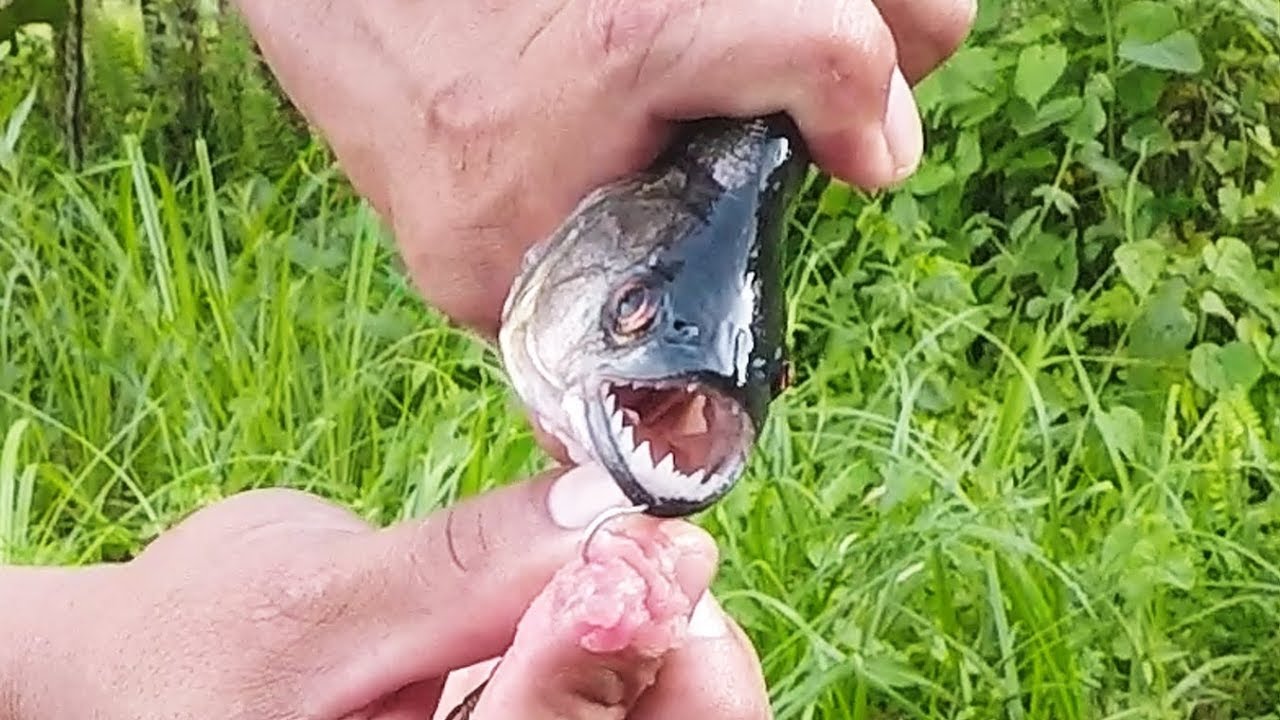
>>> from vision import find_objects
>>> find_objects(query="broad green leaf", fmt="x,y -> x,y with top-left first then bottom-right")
972,0 -> 1004,32
904,161 -> 956,195
1199,290 -> 1235,324
1000,13 -> 1062,45
1006,147 -> 1060,173
1011,96 -> 1084,135
1129,278 -> 1195,359
1065,93 -> 1108,142
1204,237 -> 1271,310
1020,231 -> 1078,294
1084,285 -> 1138,329
1085,72 -> 1116,102
1190,342 -> 1265,393
1190,343 -> 1227,393
816,178 -> 853,216
1116,70 -> 1169,113
1217,183 -> 1247,224
1220,341 -> 1265,390
1014,43 -> 1069,108
1122,117 -> 1176,155
888,192 -> 921,230
1096,405 -> 1144,461
1118,31 -> 1205,74
954,129 -> 983,179
1115,0 -> 1181,41
1114,238 -> 1166,299
1078,142 -> 1129,186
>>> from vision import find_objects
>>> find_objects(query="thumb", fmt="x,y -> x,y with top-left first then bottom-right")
465,518 -> 719,720
303,463 -> 641,718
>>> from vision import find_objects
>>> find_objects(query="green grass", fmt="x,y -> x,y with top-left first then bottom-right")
4,0 -> 1280,717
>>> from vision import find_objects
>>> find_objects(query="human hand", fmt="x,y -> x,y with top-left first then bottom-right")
6,465 -> 771,719
233,0 -> 976,338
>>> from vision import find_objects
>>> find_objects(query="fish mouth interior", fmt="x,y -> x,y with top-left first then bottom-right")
598,377 -> 753,497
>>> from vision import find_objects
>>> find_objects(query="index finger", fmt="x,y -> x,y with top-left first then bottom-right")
304,465 -> 635,719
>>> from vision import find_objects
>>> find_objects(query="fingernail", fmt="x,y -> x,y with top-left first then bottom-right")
688,591 -> 729,638
883,66 -> 923,181
547,463 -> 630,529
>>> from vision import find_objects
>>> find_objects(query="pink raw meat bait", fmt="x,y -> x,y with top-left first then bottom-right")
548,527 -> 693,657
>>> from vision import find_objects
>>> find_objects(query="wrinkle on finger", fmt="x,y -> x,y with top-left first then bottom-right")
585,0 -> 707,92
806,19 -> 898,135
646,0 -> 900,121
517,0 -> 573,60
631,0 -> 909,188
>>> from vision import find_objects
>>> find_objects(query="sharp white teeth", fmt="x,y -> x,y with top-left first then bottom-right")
609,408 -> 623,432
633,440 -> 653,466
689,469 -> 708,484
686,383 -> 696,393
618,425 -> 635,450
604,392 -> 617,413
656,453 -> 675,475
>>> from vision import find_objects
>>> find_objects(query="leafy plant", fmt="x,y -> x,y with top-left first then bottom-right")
2,0 -> 1279,717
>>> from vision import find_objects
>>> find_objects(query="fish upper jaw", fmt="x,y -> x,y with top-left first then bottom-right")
507,350 -> 757,518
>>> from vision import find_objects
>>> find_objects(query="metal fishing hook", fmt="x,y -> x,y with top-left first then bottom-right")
579,503 -> 650,563
444,502 -> 651,720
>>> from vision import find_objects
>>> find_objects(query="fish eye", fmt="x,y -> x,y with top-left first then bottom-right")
610,279 -> 658,337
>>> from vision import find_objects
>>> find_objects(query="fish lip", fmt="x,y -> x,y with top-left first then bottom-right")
583,373 -> 755,518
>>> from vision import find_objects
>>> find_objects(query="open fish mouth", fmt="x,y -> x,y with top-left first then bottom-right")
585,375 -> 755,517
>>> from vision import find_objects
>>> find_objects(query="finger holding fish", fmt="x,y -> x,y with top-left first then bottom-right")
631,0 -> 926,189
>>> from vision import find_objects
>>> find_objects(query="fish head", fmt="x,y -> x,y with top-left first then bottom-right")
499,115 -> 808,517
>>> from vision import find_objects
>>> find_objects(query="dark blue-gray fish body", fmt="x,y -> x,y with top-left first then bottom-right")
498,114 -> 809,517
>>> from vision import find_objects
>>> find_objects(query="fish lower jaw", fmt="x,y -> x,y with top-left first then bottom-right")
622,443 -> 741,504
600,384 -> 745,505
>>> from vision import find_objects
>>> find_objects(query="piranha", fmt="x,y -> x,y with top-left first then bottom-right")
498,113 -> 810,518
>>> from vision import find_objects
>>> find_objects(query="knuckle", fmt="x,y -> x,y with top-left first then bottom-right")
252,555 -> 353,627
804,0 -> 898,92
585,0 -> 702,80
417,75 -> 493,165
852,13 -> 900,85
